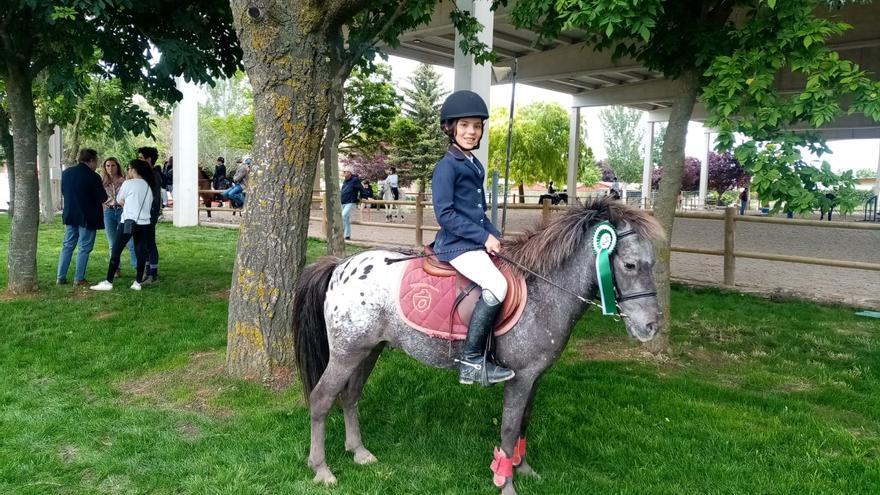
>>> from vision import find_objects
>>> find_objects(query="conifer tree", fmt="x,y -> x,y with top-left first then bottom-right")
389,64 -> 448,186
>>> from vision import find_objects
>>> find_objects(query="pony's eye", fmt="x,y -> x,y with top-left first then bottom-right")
624,262 -> 636,270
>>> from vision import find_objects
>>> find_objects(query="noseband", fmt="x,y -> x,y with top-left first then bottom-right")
612,230 -> 658,304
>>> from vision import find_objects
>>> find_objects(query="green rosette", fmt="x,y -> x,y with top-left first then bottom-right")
591,221 -> 618,315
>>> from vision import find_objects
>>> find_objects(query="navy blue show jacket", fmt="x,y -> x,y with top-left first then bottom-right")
431,146 -> 501,262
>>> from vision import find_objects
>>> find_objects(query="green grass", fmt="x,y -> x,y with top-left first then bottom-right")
1,215 -> 878,494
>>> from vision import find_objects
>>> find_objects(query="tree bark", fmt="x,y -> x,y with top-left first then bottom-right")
37,111 -> 54,223
322,82 -> 345,256
226,2 -> 341,380
645,69 -> 701,354
65,108 -> 82,165
5,63 -> 40,293
0,106 -> 14,216
518,182 -> 525,204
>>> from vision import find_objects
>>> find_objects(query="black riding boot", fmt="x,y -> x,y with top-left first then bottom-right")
458,298 -> 515,386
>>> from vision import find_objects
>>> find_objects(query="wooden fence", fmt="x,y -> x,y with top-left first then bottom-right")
197,190 -> 880,286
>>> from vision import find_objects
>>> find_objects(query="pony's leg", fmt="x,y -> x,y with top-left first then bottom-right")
307,348 -> 372,485
341,344 -> 385,465
496,374 -> 538,495
514,380 -> 542,477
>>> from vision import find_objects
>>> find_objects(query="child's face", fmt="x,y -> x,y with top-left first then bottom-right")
455,118 -> 484,149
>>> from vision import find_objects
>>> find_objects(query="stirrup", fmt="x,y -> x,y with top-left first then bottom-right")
456,357 -> 514,386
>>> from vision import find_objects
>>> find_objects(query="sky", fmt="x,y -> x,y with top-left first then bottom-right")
386,55 -> 880,176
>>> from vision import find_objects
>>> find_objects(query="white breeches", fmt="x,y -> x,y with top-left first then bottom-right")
449,249 -> 508,304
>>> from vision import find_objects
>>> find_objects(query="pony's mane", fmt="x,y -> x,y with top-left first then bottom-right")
501,198 -> 665,276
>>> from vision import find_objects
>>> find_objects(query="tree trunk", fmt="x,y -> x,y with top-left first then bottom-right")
226,2 -> 339,381
518,182 -> 525,204
0,106 -> 14,216
64,108 -> 82,165
322,82 -> 345,256
5,64 -> 40,293
37,112 -> 54,223
645,69 -> 701,355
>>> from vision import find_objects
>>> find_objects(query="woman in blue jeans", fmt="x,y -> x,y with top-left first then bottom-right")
101,158 -> 136,275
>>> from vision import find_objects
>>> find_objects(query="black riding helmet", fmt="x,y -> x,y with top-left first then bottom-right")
440,90 -> 489,151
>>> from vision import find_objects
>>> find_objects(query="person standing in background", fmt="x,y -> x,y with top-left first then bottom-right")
137,146 -> 162,284
90,159 -> 158,292
57,149 -> 107,286
385,166 -> 399,200
340,168 -> 365,240
100,157 -> 136,276
213,157 -> 227,190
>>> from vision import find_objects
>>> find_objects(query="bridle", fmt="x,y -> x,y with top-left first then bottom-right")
613,230 -> 658,304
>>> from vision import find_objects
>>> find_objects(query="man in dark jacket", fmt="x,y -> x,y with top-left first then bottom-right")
57,148 -> 107,285
340,168 -> 365,240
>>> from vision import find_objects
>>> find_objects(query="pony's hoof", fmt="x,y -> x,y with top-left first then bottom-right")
353,448 -> 378,465
500,483 -> 518,495
516,460 -> 540,478
312,467 -> 337,486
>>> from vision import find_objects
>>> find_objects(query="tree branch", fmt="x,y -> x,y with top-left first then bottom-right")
323,0 -> 375,25
337,1 -> 409,82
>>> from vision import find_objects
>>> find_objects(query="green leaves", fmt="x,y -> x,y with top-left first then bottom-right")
50,6 -> 77,21
735,137 -> 858,215
450,8 -> 496,64
487,102 -> 594,186
599,106 -> 644,183
341,63 -> 400,154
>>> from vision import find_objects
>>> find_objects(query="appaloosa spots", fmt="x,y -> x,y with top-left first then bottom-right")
358,264 -> 373,280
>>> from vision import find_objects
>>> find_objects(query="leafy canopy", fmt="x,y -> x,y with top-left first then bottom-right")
0,0 -> 241,136
488,102 -> 597,187
341,63 -> 400,154
388,64 -> 448,186
599,106 -> 644,183
498,0 -> 879,214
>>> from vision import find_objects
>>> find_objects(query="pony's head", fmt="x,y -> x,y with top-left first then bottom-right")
502,198 -> 666,342
607,215 -> 662,342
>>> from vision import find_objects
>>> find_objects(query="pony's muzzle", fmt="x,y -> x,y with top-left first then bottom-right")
632,320 -> 658,342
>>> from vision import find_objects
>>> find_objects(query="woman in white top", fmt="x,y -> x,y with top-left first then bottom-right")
91,159 -> 157,291
385,167 -> 399,200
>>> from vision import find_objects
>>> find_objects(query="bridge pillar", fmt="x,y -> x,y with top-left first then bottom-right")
453,0 -> 493,168
698,130 -> 711,208
172,77 -> 199,227
567,107 -> 581,204
642,121 -> 655,208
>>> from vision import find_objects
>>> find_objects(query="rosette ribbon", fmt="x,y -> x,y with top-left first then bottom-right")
591,221 -> 618,315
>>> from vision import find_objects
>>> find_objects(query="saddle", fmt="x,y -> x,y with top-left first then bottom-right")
396,245 -> 527,340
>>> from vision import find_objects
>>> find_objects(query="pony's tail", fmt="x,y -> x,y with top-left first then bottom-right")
293,256 -> 341,402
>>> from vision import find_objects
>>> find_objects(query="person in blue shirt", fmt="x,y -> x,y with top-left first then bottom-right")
340,168 -> 366,240
432,90 -> 514,386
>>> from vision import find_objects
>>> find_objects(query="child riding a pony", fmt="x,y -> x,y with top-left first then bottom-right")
432,90 -> 514,386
